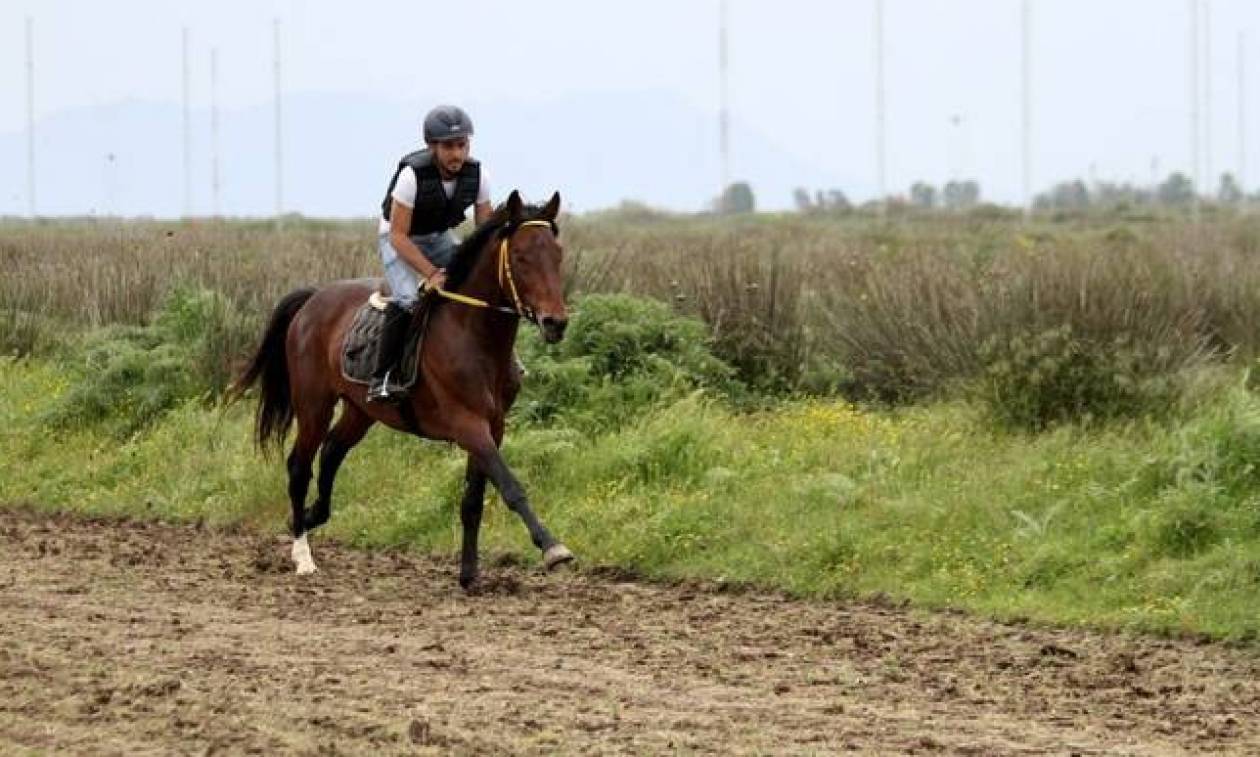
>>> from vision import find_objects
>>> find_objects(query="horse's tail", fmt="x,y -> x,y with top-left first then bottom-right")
229,286 -> 318,455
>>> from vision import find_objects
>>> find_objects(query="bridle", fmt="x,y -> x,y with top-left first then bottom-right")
430,219 -> 555,323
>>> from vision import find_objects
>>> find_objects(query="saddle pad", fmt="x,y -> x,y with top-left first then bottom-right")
340,300 -> 424,390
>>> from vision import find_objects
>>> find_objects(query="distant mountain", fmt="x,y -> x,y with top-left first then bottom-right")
0,91 -> 859,217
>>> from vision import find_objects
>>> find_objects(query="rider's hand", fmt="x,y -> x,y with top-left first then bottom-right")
426,269 -> 448,292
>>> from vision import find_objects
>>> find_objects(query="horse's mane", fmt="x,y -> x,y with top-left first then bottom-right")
444,200 -> 556,290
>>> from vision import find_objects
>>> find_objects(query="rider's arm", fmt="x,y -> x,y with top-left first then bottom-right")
473,169 -> 493,224
388,201 -> 441,281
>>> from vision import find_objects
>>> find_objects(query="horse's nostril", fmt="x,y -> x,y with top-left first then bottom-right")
539,316 -> 568,342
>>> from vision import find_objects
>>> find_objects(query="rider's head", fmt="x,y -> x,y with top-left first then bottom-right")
423,105 -> 474,179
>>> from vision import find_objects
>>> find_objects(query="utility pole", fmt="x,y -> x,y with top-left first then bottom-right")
25,17 -> 35,217
874,0 -> 887,212
211,47 -> 221,218
103,153 -> 116,216
1240,32 -> 1248,199
182,27 -> 192,218
948,113 -> 964,183
1204,0 -> 1213,195
273,18 -> 284,217
1021,0 -> 1032,216
1189,0 -> 1200,214
718,0 -> 730,203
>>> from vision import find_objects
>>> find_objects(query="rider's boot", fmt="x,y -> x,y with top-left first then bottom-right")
367,302 -> 410,403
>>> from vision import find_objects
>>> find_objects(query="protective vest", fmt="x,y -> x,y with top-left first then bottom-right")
380,149 -> 481,235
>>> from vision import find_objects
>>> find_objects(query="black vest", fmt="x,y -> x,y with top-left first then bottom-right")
380,149 -> 481,235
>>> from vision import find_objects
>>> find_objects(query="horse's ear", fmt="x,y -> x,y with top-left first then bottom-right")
506,190 -> 523,223
541,191 -> 561,222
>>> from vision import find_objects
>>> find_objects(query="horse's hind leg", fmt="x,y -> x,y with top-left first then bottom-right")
305,402 -> 374,532
288,394 -> 335,575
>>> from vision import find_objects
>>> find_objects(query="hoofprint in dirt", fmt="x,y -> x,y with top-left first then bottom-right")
1,508 -> 1257,756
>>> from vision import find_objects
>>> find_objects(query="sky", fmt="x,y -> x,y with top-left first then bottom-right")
0,0 -> 1258,216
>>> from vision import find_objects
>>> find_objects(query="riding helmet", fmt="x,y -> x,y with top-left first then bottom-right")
423,105 -> 475,143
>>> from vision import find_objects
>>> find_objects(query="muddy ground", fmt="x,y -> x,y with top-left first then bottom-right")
1,507 -> 1258,755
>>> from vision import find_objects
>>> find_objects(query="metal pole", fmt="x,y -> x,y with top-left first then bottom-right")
182,27 -> 192,218
25,17 -> 35,218
718,0 -> 730,202
104,153 -> 116,216
211,47 -> 221,218
1021,0 -> 1032,216
1204,0 -> 1213,196
1240,32 -> 1248,199
874,0 -> 887,211
273,18 -> 284,216
1190,0 -> 1200,214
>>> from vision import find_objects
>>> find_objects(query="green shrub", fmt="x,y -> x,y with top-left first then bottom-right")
514,294 -> 743,431
1138,390 -> 1260,497
1145,489 -> 1222,558
0,307 -> 50,357
977,325 -> 1187,430
0,279 -> 58,357
560,293 -> 736,382
154,286 -> 259,395
43,287 -> 257,437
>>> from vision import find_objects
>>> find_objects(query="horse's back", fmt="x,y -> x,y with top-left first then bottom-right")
296,279 -> 382,323
285,279 -> 383,375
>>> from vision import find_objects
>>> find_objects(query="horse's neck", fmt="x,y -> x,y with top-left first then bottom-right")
458,235 -> 511,309
439,236 -> 519,352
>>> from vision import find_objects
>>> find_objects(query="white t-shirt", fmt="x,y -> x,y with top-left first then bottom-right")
377,164 -> 491,235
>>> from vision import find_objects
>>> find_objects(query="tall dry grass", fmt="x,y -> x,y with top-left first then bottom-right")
4,212 -> 1260,402
0,219 -> 371,332
566,212 -> 1260,399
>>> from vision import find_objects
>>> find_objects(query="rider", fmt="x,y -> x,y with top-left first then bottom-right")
369,105 -> 493,402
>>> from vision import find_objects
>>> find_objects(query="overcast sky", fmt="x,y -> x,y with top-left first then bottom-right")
1,0 -> 1258,214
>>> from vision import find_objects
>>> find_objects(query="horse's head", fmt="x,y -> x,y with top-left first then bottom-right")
501,190 -> 567,343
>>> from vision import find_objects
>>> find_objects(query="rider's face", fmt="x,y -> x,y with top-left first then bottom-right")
430,138 -> 470,178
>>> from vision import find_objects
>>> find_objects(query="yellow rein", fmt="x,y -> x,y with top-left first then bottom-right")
431,220 -> 553,317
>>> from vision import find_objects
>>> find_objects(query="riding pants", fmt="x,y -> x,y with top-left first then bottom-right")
378,230 -> 459,312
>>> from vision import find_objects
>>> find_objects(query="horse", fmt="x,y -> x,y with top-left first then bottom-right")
231,190 -> 573,588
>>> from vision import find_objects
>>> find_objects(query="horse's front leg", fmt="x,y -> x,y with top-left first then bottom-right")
459,456 -> 487,590
464,433 -> 573,571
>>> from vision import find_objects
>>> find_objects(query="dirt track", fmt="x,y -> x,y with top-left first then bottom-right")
1,508 -> 1258,755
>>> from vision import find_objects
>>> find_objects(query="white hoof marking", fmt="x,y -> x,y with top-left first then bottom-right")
292,534 -> 318,575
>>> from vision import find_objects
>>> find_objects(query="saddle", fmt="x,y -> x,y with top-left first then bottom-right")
340,291 -> 431,392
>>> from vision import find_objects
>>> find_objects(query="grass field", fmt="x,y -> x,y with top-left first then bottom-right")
4,352 -> 1260,639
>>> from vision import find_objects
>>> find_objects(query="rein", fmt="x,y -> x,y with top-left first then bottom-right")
431,219 -> 554,321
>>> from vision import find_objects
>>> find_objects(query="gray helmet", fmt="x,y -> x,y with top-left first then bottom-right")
423,105 -> 474,143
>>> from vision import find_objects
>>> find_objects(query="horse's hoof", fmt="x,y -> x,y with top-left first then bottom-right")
459,573 -> 479,592
543,544 -> 575,571
291,535 -> 318,575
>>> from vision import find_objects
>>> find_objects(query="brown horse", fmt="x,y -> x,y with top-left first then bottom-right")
231,190 -> 572,588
